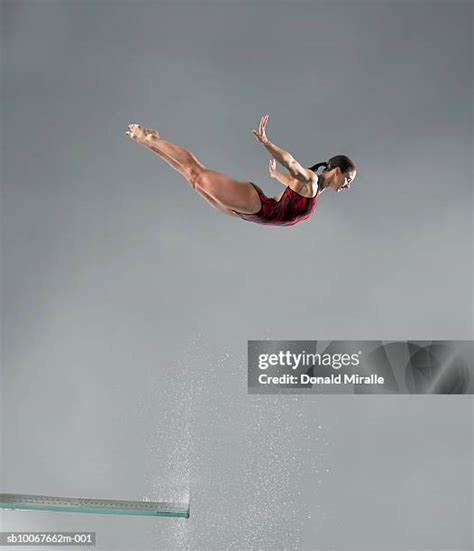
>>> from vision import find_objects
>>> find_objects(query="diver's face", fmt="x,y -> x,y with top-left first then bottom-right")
334,168 -> 356,192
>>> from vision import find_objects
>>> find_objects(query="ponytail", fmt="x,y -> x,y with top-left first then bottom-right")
309,161 -> 330,172
309,155 -> 356,175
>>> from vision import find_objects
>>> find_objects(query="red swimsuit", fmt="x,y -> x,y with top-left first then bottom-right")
232,182 -> 319,226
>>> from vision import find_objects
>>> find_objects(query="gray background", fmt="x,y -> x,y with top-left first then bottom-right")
1,1 -> 472,549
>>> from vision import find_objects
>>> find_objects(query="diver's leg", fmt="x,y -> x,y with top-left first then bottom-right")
165,181 -> 239,217
144,138 -> 261,216
192,169 -> 261,214
127,124 -> 205,181
126,124 -> 260,214
195,187 -> 240,217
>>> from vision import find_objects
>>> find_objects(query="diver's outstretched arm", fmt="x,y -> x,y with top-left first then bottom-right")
253,114 -> 294,168
263,139 -> 293,168
269,159 -> 294,187
265,140 -> 314,183
253,114 -> 314,184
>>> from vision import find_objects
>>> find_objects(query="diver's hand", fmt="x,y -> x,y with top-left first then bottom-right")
268,158 -> 277,178
252,114 -> 270,145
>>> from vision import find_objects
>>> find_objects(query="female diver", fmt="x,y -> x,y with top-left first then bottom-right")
125,115 -> 357,226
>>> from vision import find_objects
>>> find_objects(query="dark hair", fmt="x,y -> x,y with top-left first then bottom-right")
309,154 -> 357,175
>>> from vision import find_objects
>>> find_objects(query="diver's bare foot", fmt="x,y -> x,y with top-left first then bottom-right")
125,124 -> 160,143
